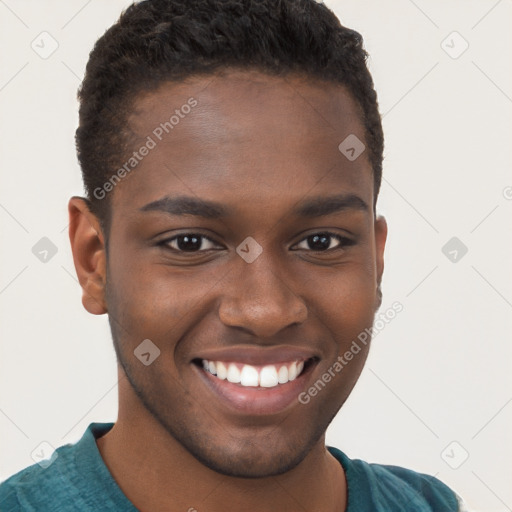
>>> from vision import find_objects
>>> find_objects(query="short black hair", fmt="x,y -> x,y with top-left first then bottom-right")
75,0 -> 383,235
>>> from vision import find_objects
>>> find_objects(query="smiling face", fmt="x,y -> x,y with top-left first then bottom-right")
90,69 -> 386,478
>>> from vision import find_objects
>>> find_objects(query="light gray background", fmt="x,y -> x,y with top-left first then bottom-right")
1,1 -> 511,510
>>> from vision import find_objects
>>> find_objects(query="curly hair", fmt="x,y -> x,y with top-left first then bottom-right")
75,0 -> 383,234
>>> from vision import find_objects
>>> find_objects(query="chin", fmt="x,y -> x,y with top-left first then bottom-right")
182,437 -> 317,479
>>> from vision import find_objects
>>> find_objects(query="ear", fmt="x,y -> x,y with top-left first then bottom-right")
374,214 -> 387,311
68,197 -> 108,315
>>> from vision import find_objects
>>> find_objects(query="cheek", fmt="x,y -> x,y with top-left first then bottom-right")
311,264 -> 377,330
106,254 -> 216,345
303,272 -> 375,407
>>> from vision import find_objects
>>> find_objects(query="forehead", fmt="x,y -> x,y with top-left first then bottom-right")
129,69 -> 365,145
113,69 -> 372,218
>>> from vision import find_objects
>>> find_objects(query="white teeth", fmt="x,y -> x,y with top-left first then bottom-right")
216,361 -> 227,380
240,365 -> 259,386
200,358 -> 309,387
277,365 -> 289,384
226,363 -> 241,384
288,361 -> 298,381
259,365 -> 278,387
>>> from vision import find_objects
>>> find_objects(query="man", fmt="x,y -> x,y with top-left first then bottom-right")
0,0 -> 467,510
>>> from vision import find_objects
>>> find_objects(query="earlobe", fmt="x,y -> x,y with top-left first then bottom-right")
374,215 -> 387,311
375,284 -> 383,311
68,197 -> 108,315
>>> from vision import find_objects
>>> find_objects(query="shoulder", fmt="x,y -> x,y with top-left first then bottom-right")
328,446 -> 461,511
0,441 -> 76,511
0,422 -> 115,511
369,462 -> 459,510
0,479 -> 22,512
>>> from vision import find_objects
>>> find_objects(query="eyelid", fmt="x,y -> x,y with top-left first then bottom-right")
159,230 -> 353,253
159,232 -> 223,251
290,231 -> 354,251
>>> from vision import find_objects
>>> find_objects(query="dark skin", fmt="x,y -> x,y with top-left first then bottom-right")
68,69 -> 387,512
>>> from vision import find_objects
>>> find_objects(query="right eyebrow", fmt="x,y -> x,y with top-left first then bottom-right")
139,195 -> 230,219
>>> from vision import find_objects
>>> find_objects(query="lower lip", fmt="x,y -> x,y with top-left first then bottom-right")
193,361 -> 316,416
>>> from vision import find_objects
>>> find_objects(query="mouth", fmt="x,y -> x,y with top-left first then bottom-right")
195,358 -> 314,387
192,356 -> 319,416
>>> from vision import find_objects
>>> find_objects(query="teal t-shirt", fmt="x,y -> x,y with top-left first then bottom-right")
0,422 -> 460,511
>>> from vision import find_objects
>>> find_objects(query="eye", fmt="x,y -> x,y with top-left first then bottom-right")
158,231 -> 353,254
159,233 -> 222,252
292,231 -> 354,252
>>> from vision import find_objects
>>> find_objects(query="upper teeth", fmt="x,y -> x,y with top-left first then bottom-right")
201,359 -> 305,388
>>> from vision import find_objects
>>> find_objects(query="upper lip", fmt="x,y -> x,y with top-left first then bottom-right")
192,345 -> 320,366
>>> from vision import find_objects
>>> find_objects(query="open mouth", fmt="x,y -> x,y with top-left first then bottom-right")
191,348 -> 320,415
193,357 -> 318,389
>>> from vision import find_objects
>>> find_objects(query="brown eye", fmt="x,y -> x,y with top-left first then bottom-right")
160,234 -> 221,252
293,232 -> 354,252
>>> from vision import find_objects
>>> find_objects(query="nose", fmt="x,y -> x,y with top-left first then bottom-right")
218,252 -> 308,338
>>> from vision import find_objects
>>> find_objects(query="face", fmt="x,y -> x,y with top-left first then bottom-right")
86,69 -> 386,478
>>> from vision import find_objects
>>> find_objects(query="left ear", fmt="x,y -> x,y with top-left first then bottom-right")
374,214 -> 387,310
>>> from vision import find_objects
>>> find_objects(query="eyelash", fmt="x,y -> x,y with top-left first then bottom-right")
158,231 -> 354,253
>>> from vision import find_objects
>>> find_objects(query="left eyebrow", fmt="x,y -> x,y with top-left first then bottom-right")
292,193 -> 369,217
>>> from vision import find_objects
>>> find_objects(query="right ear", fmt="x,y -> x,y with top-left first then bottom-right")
68,197 -> 108,315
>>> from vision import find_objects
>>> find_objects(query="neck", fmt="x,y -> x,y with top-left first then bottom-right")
96,372 -> 347,512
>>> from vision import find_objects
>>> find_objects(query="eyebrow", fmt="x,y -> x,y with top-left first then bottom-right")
139,193 -> 369,219
295,193 -> 368,217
